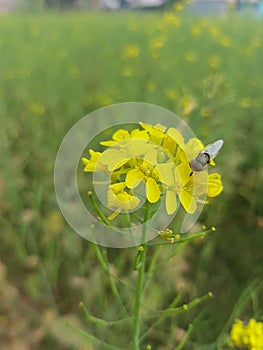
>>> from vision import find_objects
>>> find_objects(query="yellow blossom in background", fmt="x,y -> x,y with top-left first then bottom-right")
191,25 -> 202,36
121,66 -> 134,77
149,36 -> 166,50
28,101 -> 46,115
163,12 -> 181,26
165,89 -> 177,101
122,45 -> 140,58
230,319 -> 263,350
238,97 -> 251,108
209,26 -> 220,38
184,51 -> 197,63
173,2 -> 184,11
180,96 -> 198,116
146,81 -> 156,92
220,36 -> 232,47
99,95 -> 113,106
208,55 -> 221,69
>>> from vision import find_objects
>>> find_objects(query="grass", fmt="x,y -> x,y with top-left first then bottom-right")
0,8 -> 263,349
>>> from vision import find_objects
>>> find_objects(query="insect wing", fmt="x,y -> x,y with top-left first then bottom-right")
203,139 -> 224,160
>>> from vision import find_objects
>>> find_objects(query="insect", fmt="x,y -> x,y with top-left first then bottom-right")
190,139 -> 224,173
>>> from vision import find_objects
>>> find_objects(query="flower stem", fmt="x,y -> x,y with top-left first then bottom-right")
132,203 -> 150,350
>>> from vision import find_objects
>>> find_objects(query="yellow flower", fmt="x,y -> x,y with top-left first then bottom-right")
230,319 -> 263,349
163,12 -> 181,26
100,128 -> 148,147
126,148 -> 161,203
149,36 -> 166,50
220,36 -> 232,47
184,51 -> 197,63
82,150 -> 106,172
139,122 -> 167,146
99,138 -> 155,172
122,45 -> 140,58
165,89 -> 178,101
207,173 -> 223,197
191,25 -> 202,36
208,55 -> 221,69
28,102 -> 46,115
108,182 -> 140,211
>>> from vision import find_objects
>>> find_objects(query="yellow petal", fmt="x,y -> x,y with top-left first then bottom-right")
126,169 -> 144,188
208,173 -> 223,197
183,138 -> 204,160
144,147 -> 157,166
99,149 -> 129,171
166,190 -> 178,215
180,190 -> 197,213
82,157 -> 89,165
166,127 -> 185,147
146,177 -> 160,203
155,162 -> 174,185
177,163 -> 192,187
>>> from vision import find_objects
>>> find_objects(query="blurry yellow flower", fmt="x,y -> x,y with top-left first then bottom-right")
121,66 -> 134,77
122,45 -> 140,58
191,25 -> 202,36
238,97 -> 251,108
220,36 -> 232,47
149,36 -> 166,50
28,102 -> 46,115
163,12 -> 181,26
230,319 -> 263,350
180,96 -> 197,116
184,51 -> 197,63
173,2 -> 184,11
208,55 -> 221,69
99,95 -> 113,106
165,89 -> 177,101
209,26 -> 220,38
146,81 -> 156,92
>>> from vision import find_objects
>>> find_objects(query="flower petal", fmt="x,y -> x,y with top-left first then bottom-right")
146,177 -> 160,203
155,162 -> 174,185
208,173 -> 223,197
126,169 -> 144,188
165,190 -> 178,215
99,149 -> 129,171
180,190 -> 197,213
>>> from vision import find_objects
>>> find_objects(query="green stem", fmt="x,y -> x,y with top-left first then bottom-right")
132,203 -> 150,350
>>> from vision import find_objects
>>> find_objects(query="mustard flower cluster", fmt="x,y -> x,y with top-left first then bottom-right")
82,123 -> 222,220
230,319 -> 263,350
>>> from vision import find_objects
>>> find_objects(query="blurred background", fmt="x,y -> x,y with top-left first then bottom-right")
0,0 -> 263,349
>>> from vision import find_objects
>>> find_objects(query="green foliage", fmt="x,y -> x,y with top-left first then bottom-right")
0,10 -> 262,349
